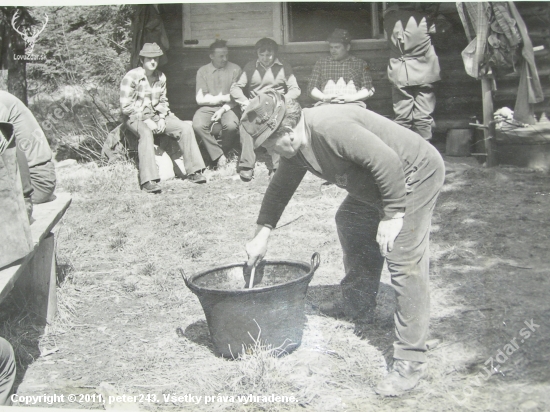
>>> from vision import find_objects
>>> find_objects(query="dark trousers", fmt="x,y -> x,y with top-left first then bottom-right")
192,106 -> 239,162
392,84 -> 436,140
126,114 -> 205,185
335,148 -> 444,363
238,134 -> 279,171
0,337 -> 15,405
17,149 -> 56,205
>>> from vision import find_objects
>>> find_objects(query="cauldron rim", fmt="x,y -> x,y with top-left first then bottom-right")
184,259 -> 315,296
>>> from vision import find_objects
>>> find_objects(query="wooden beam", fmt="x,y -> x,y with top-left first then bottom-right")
272,2 -> 283,44
481,76 -> 498,167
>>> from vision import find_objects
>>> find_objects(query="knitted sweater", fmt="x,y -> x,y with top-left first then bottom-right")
257,104 -> 443,228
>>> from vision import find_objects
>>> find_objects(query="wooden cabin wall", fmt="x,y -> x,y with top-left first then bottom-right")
159,3 -> 485,133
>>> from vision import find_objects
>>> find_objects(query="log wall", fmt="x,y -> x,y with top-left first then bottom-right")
157,2 -> 549,132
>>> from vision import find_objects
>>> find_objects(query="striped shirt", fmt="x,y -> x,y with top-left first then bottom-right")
307,55 -> 373,96
120,67 -> 170,121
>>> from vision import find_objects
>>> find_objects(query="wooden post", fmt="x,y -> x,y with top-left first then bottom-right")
481,76 -> 498,167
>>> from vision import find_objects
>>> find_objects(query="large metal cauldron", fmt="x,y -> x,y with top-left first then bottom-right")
184,253 -> 320,358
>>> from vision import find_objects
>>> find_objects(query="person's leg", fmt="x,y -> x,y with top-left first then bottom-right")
387,151 -> 444,363
375,151 -> 444,396
29,160 -> 56,204
335,195 -> 385,320
392,85 -> 415,130
238,130 -> 256,172
192,106 -> 224,162
125,119 -> 159,185
163,115 -> 206,175
0,337 -> 16,406
220,109 -> 240,154
411,84 -> 436,140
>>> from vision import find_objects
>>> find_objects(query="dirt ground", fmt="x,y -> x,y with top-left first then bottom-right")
2,153 -> 550,411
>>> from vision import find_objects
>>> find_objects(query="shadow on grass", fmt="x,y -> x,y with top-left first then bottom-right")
306,283 -> 397,364
183,319 -> 216,354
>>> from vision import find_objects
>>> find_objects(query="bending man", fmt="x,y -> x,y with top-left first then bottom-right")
242,90 -> 445,397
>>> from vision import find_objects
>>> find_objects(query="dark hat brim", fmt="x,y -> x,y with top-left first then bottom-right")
241,91 -> 286,149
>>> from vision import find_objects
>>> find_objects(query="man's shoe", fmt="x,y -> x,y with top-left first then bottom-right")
374,359 -> 428,397
216,154 -> 227,168
239,168 -> 254,182
141,181 -> 162,194
188,172 -> 207,184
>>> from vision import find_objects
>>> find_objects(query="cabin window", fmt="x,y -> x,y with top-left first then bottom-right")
182,3 -> 282,47
283,2 -> 386,43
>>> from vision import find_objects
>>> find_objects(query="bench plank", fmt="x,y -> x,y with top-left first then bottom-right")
0,192 -> 72,317
30,192 -> 72,246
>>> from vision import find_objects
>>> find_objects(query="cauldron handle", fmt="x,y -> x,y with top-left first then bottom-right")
179,268 -> 189,287
310,252 -> 321,274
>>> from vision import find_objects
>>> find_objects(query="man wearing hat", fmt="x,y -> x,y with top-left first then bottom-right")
308,29 -> 375,108
242,90 -> 445,397
120,42 -> 206,193
383,5 -> 441,140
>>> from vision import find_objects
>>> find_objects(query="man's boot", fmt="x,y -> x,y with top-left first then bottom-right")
374,359 -> 428,397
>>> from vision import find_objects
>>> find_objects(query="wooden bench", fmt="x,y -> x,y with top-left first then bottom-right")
0,192 -> 72,326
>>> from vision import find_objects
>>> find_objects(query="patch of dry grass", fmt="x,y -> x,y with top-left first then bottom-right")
8,157 -> 550,412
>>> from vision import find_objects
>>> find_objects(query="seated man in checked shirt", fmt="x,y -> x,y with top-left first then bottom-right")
308,29 -> 375,108
120,43 -> 206,193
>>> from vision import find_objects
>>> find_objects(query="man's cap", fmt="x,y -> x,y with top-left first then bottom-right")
139,43 -> 163,58
239,89 -> 286,149
327,29 -> 351,44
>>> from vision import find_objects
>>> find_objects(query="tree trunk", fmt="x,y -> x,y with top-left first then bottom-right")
7,8 -> 27,105
8,63 -> 27,106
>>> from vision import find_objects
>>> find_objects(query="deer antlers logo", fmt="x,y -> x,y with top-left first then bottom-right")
11,10 -> 48,57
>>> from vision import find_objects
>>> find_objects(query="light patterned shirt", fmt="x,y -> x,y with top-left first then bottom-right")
196,61 -> 241,109
120,67 -> 170,121
307,55 -> 373,96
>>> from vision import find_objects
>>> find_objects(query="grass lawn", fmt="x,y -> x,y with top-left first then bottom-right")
3,155 -> 550,411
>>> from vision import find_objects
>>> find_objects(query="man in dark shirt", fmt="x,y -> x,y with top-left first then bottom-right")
308,29 -> 375,108
192,40 -> 241,168
241,90 -> 445,397
383,5 -> 441,140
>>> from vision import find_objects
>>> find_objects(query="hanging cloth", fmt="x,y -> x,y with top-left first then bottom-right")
507,1 -> 543,124
130,5 -> 170,69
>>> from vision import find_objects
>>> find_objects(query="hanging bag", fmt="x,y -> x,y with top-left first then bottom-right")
0,122 -> 33,269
